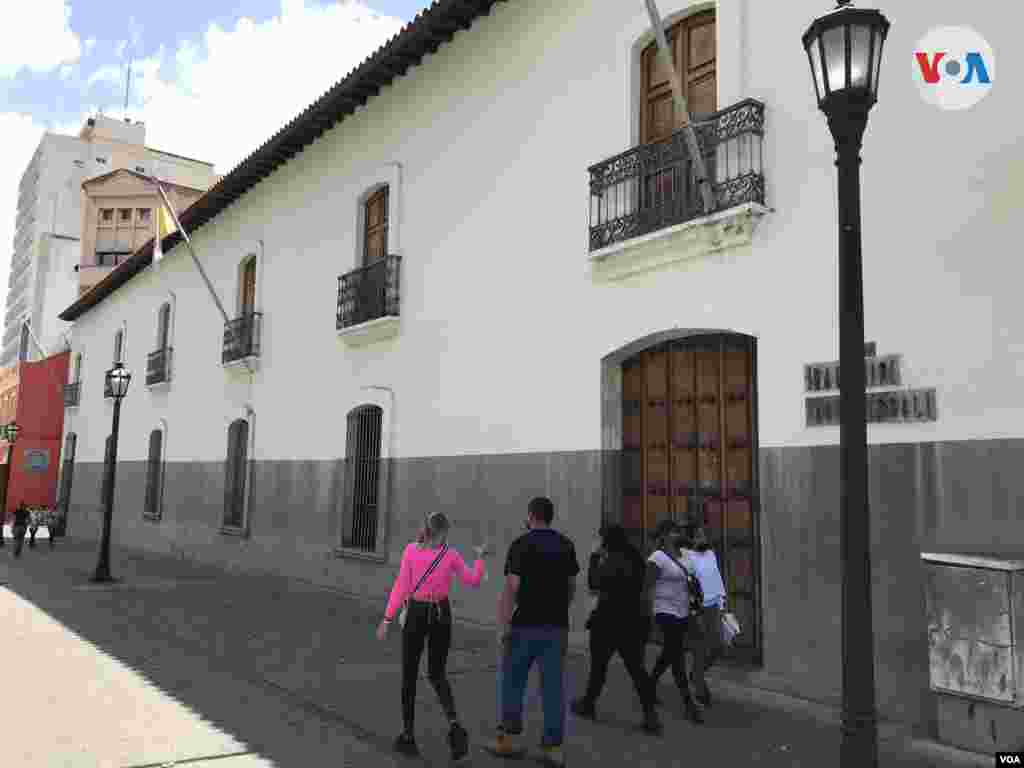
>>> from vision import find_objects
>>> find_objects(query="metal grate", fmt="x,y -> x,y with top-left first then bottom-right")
146,347 -> 173,385
222,313 -> 262,364
144,429 -> 163,518
337,255 -> 401,330
343,405 -> 383,551
588,99 -> 766,252
223,419 -> 248,529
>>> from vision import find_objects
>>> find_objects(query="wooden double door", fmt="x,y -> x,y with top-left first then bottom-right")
620,333 -> 760,657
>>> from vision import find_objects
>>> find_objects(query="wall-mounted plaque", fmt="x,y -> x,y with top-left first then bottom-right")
23,448 -> 49,473
804,354 -> 902,393
805,388 -> 938,427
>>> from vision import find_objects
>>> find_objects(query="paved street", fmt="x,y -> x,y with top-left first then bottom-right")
0,537 -> 991,768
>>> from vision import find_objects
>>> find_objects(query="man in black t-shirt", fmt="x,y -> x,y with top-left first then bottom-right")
12,503 -> 30,558
488,497 -> 579,767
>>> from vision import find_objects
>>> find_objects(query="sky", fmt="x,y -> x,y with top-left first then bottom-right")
0,0 -> 434,333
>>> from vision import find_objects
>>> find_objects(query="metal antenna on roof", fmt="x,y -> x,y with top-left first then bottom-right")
123,52 -> 133,121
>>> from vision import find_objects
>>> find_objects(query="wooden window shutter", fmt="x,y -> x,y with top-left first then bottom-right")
241,259 -> 257,316
640,10 -> 717,145
363,187 -> 388,266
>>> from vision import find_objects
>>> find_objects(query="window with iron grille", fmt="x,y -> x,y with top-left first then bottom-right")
144,429 -> 163,519
343,405 -> 382,551
58,433 -> 76,515
223,419 -> 249,530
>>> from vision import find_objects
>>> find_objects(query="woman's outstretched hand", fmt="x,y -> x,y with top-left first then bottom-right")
473,542 -> 491,559
376,620 -> 390,641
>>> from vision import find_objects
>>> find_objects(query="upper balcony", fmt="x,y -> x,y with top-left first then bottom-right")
336,254 -> 401,346
63,382 -> 80,408
223,313 -> 262,367
146,347 -> 173,387
587,99 -> 769,281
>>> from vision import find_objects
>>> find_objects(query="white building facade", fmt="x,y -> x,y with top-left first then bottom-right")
58,0 -> 1022,742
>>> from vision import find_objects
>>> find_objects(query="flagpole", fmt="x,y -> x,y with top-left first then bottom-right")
643,0 -> 716,212
151,178 -> 254,375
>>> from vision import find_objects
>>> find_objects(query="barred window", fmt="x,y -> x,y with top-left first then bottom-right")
144,429 -> 163,518
223,419 -> 249,529
58,433 -> 77,514
343,405 -> 382,551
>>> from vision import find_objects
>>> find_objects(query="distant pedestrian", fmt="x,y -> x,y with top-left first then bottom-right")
646,520 -> 703,723
488,496 -> 580,767
571,524 -> 661,733
28,509 -> 40,548
12,502 -> 30,558
376,512 -> 489,762
682,523 -> 727,707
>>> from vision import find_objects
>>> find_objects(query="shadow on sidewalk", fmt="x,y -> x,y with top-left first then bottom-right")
0,537 -> 989,768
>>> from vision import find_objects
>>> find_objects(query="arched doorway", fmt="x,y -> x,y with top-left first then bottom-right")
604,331 -> 761,660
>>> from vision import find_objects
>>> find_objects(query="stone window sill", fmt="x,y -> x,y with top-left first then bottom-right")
332,546 -> 388,564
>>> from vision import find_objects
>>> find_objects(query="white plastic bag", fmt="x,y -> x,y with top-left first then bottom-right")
720,611 -> 741,646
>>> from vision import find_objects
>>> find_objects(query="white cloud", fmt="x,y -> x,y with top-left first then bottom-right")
0,0 -> 81,79
59,64 -> 73,80
130,0 -> 406,175
0,113 -> 48,323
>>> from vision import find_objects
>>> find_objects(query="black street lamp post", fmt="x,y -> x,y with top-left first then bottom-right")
803,3 -> 890,766
0,422 -> 21,547
92,362 -> 131,583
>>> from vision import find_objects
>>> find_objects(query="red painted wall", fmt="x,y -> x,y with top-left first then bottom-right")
5,352 -> 69,516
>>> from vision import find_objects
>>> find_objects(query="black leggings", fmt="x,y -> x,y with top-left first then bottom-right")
401,599 -> 456,732
650,613 -> 695,703
582,614 -> 656,714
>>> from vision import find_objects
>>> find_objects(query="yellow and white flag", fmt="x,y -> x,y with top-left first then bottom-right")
152,181 -> 178,264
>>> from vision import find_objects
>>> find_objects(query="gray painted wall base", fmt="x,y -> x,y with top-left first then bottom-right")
65,438 -> 1024,735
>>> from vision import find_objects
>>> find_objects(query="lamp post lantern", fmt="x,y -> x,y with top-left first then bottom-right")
803,2 -> 890,766
92,362 -> 131,583
0,422 -> 21,547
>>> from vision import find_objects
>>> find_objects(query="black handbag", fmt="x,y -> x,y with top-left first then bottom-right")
665,552 -> 704,615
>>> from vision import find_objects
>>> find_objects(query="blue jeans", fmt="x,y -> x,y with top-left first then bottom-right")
499,626 -> 568,747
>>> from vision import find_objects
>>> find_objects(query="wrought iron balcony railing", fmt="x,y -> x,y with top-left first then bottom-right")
146,347 -> 172,385
337,254 -> 401,330
588,99 -> 766,252
223,312 -> 262,364
63,382 -> 80,407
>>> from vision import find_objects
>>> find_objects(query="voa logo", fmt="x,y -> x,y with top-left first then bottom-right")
913,26 -> 994,110
996,753 -> 1023,765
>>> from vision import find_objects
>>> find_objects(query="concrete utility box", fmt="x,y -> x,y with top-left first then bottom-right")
922,552 -> 1024,753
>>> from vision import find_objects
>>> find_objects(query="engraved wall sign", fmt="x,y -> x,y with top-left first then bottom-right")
805,388 -> 938,427
804,354 -> 902,394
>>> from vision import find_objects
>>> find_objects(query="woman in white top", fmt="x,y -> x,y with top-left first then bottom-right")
645,520 -> 702,724
682,523 -> 727,708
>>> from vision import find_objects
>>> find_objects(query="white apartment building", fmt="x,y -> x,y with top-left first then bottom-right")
2,115 -> 218,365
55,0 -> 1022,750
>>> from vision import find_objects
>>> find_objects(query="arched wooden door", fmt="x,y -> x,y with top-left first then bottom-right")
621,333 -> 760,658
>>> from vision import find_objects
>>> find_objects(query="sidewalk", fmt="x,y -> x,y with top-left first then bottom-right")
0,537 -> 992,767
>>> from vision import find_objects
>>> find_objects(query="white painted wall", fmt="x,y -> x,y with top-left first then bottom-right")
64,0 -> 1024,466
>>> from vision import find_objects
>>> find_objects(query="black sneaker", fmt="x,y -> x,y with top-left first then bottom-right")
642,709 -> 663,735
570,698 -> 596,720
449,722 -> 469,762
394,732 -> 420,756
697,684 -> 712,708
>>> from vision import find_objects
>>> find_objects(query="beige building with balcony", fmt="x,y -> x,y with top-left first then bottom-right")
1,114 -> 218,366
77,170 -> 206,296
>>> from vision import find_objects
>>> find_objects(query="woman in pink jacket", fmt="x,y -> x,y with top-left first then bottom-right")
376,512 -> 489,761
